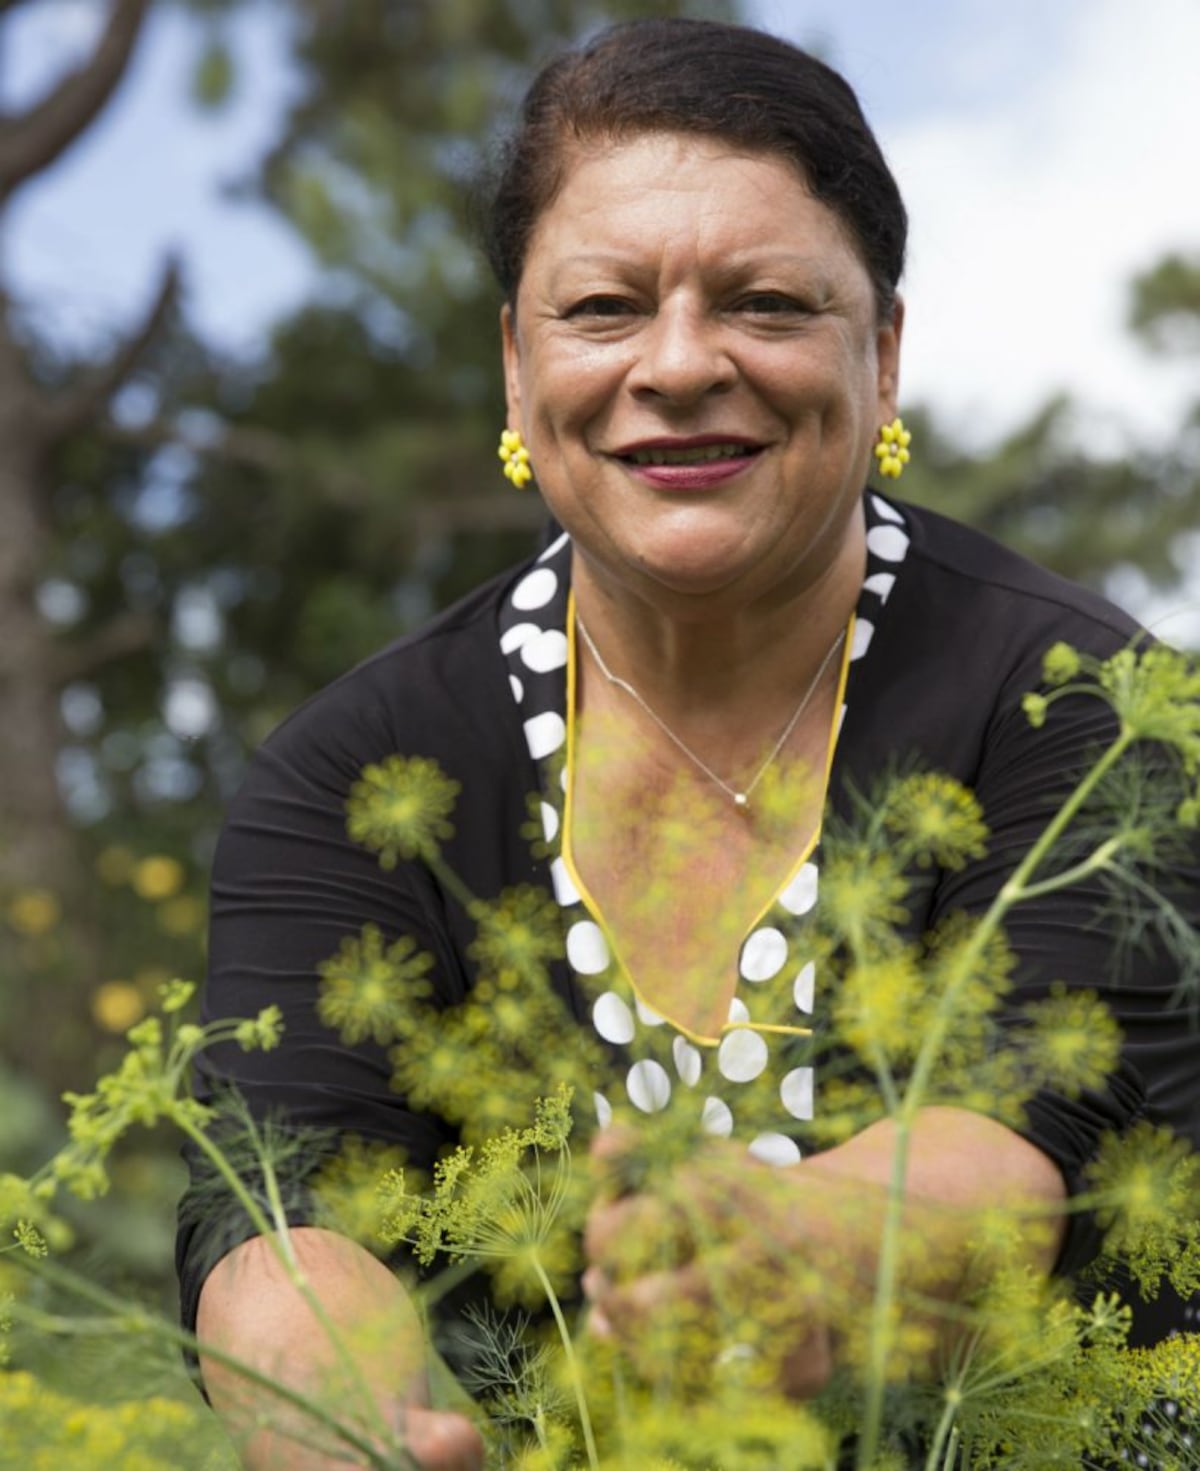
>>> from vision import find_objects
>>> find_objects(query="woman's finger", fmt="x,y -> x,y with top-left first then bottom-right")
402,1407 -> 486,1471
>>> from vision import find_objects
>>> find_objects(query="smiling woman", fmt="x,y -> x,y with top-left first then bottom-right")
178,17 -> 1199,1471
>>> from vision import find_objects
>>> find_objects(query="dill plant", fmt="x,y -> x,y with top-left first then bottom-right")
3,638 -> 1199,1469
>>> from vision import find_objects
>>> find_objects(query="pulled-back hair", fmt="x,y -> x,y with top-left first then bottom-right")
483,18 -> 907,319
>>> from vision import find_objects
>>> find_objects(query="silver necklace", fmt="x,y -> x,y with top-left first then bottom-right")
574,613 -> 847,811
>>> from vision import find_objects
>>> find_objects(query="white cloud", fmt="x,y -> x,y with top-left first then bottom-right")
890,0 -> 1200,449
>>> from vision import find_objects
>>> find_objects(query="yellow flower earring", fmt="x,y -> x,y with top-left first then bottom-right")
874,417 -> 912,479
498,428 -> 533,489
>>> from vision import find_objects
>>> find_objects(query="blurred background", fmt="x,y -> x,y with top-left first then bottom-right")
1,0 -> 1197,1412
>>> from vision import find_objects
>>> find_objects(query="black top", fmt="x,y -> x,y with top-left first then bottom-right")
177,493 -> 1200,1346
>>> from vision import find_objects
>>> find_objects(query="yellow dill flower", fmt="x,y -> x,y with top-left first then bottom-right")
313,1136 -> 413,1249
818,845 -> 909,955
346,754 -> 460,867
1086,1122 -> 1200,1297
91,981 -> 146,1034
317,923 -> 434,1046
1020,983 -> 1122,1097
131,855 -> 185,901
6,889 -> 60,937
469,885 -> 564,992
155,894 -> 205,936
1042,642 -> 1082,687
881,772 -> 988,870
833,951 -> 925,1068
380,1087 -> 577,1307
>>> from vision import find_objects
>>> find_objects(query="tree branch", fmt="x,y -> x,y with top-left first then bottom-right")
45,257 -> 181,442
103,415 -> 549,532
0,0 -> 152,203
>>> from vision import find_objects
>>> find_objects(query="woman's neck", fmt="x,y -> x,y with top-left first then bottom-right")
570,513 -> 866,736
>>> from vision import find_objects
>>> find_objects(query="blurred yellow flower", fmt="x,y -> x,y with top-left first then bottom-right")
92,981 -> 146,1034
156,895 -> 206,937
7,890 -> 61,937
95,845 -> 135,885
132,856 -> 185,901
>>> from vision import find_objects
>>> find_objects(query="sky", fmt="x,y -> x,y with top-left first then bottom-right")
4,0 -> 1198,461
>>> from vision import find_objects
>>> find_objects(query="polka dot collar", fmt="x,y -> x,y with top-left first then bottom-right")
496,496 -> 912,1162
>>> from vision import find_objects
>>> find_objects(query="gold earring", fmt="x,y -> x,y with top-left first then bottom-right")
498,428 -> 533,488
874,417 -> 912,479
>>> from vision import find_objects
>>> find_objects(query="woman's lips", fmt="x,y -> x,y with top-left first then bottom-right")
613,443 -> 764,491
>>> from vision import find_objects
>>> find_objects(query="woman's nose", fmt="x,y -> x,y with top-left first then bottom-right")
627,300 -> 736,404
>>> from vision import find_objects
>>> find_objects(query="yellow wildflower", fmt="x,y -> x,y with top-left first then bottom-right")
91,981 -> 146,1034
7,889 -> 60,937
156,894 -> 205,936
131,855 -> 185,901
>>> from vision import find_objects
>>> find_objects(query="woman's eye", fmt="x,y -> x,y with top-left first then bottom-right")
736,293 -> 808,316
565,296 -> 635,319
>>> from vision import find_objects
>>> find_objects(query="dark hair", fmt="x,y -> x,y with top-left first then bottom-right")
483,18 -> 907,319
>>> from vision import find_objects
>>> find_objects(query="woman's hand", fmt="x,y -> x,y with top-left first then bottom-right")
580,1109 -> 1067,1401
401,1408 -> 485,1470
581,1129 -> 838,1398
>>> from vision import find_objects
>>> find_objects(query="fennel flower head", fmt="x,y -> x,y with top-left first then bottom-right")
347,754 -> 461,867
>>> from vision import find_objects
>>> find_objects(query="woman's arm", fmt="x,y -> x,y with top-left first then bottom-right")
197,1226 -> 484,1471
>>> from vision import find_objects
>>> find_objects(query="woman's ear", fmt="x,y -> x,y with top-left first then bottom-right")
876,294 -> 905,421
500,302 -> 523,430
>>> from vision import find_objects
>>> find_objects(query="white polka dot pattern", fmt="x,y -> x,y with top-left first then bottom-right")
594,1092 -> 613,1128
866,525 -> 910,562
749,1132 -> 802,1166
524,711 -> 565,759
793,961 -> 815,1014
727,996 -> 751,1025
635,996 -> 666,1027
673,1036 -> 702,1086
871,493 -> 905,523
540,801 -> 559,844
521,629 -> 569,673
593,991 -> 635,1044
718,1028 -> 769,1083
780,1066 -> 814,1121
850,618 -> 875,661
779,863 -> 818,916
509,674 -> 524,703
511,567 -> 558,610
550,856 -> 580,906
500,621 -> 540,655
739,926 -> 788,982
566,920 -> 609,975
863,572 -> 896,602
627,1059 -> 672,1113
701,1096 -> 734,1137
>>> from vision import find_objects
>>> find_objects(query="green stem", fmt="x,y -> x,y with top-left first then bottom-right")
855,727 -> 1134,1468
924,1393 -> 960,1471
531,1252 -> 600,1471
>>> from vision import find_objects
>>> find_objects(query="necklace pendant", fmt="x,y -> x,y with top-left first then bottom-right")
733,792 -> 749,809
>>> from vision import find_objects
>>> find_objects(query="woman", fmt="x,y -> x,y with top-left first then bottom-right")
180,19 -> 1197,1470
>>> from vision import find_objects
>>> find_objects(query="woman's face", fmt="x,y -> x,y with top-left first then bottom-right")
502,132 -> 902,612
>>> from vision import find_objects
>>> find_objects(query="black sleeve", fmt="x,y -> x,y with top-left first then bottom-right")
174,691 -> 471,1336
925,665 -> 1199,1276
